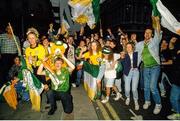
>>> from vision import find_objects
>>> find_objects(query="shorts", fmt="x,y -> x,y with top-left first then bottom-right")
104,78 -> 115,87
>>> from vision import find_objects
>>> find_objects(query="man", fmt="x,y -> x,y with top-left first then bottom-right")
159,40 -> 173,97
0,25 -> 20,83
136,16 -> 162,115
167,41 -> 180,120
37,53 -> 75,115
129,33 -> 138,45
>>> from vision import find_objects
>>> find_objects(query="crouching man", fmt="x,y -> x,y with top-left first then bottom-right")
37,54 -> 75,115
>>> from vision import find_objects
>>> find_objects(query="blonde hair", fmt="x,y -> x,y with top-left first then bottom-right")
26,27 -> 39,38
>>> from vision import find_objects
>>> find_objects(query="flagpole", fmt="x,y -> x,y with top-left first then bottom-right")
8,23 -> 22,56
99,19 -> 103,37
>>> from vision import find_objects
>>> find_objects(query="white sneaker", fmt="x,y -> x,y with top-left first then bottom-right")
153,104 -> 162,115
134,101 -> 139,111
114,92 -> 122,101
125,98 -> 130,105
72,83 -> 76,87
161,92 -> 166,98
101,97 -> 109,103
167,113 -> 180,120
143,101 -> 151,109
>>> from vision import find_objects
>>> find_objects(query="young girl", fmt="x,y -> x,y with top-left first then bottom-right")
79,41 -> 102,100
101,46 -> 121,103
122,42 -> 139,110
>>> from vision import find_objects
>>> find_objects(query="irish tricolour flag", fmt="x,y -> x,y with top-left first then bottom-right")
150,0 -> 180,35
83,61 -> 100,100
68,0 -> 100,29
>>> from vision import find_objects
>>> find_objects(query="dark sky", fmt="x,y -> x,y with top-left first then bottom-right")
0,0 -> 179,38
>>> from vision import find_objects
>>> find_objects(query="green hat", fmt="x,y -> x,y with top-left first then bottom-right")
102,46 -> 112,54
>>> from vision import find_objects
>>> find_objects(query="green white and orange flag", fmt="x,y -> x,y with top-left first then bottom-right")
83,61 -> 100,100
21,56 -> 44,112
68,0 -> 100,29
150,0 -> 180,35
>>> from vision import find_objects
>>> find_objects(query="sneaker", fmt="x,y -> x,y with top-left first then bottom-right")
134,101 -> 139,111
153,104 -> 162,115
125,98 -> 130,105
161,92 -> 166,98
101,97 -> 109,103
72,83 -> 76,87
167,113 -> 180,120
114,92 -> 122,101
143,101 -> 151,109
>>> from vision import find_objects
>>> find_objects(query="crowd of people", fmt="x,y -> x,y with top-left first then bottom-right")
0,16 -> 179,119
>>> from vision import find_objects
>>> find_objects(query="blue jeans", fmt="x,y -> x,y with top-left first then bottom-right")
76,69 -> 83,85
124,68 -> 139,101
170,84 -> 180,113
143,65 -> 161,104
159,72 -> 172,94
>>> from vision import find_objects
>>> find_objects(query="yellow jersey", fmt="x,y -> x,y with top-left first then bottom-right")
83,51 -> 102,65
25,44 -> 46,70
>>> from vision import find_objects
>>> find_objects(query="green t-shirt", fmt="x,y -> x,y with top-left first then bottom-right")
46,67 -> 70,92
75,48 -> 81,57
142,44 -> 158,67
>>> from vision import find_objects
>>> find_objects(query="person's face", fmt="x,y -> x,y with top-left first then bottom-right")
27,33 -> 37,46
105,40 -> 110,46
170,37 -> 177,43
107,28 -> 111,32
94,34 -> 99,40
49,23 -> 53,28
55,60 -> 63,70
14,57 -> 20,65
126,44 -> 133,53
131,34 -> 136,41
42,39 -> 49,47
110,42 -> 115,48
6,26 -> 12,34
79,40 -> 85,47
122,39 -> 127,45
91,42 -> 97,51
161,40 -> 168,50
68,37 -> 74,45
144,29 -> 153,42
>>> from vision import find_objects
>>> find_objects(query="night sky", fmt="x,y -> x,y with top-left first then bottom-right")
0,0 -> 179,39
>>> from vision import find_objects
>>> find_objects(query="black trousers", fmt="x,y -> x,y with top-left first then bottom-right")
47,90 -> 73,114
0,53 -> 17,84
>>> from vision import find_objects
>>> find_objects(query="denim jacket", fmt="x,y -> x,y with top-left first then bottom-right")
135,30 -> 162,66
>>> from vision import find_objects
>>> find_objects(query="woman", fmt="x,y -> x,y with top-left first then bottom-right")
25,28 -> 46,111
101,46 -> 121,103
79,41 -> 103,100
25,28 -> 46,73
122,42 -> 139,110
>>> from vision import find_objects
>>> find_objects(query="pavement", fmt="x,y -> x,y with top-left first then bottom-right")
0,83 -> 176,120
0,85 -> 98,120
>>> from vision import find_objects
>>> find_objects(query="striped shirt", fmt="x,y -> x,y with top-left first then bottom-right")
0,33 -> 20,54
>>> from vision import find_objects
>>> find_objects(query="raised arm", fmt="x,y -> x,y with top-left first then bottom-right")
152,16 -> 161,36
61,54 -> 75,73
37,64 -> 46,76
